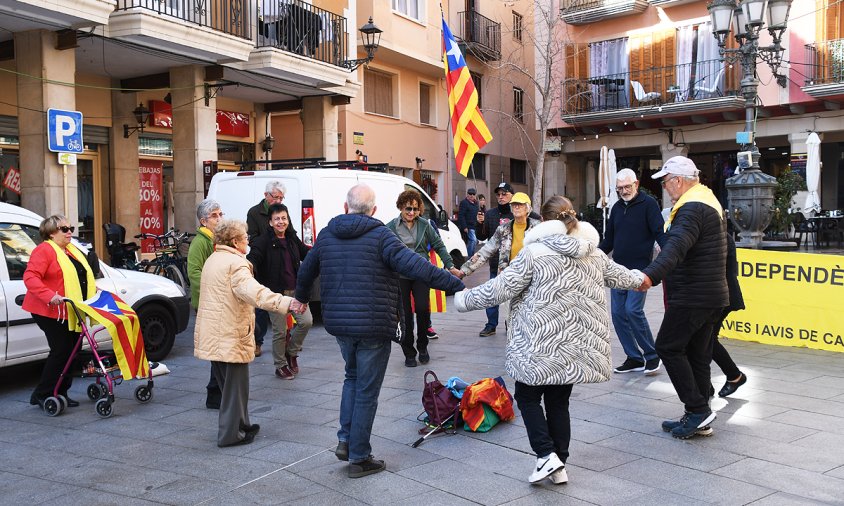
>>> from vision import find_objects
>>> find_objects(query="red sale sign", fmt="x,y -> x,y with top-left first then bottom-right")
3,167 -> 21,195
138,160 -> 164,253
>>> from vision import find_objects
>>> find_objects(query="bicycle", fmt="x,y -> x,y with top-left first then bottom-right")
134,230 -> 193,294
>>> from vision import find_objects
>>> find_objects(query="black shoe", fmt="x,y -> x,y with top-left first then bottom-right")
206,400 -> 221,410
218,431 -> 256,447
479,326 -> 496,337
613,358 -> 645,373
65,397 -> 80,408
29,394 -> 41,406
643,358 -> 661,375
404,357 -> 417,367
244,424 -> 260,436
335,441 -> 349,461
426,327 -> 439,340
348,457 -> 386,478
718,372 -> 747,397
418,351 -> 430,364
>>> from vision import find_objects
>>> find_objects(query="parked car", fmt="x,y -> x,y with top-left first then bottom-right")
0,203 -> 190,367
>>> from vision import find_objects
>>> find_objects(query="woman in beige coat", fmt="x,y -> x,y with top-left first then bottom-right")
194,219 -> 293,447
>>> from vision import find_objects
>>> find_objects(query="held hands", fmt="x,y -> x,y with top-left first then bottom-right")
448,267 -> 465,279
289,299 -> 308,315
636,274 -> 653,292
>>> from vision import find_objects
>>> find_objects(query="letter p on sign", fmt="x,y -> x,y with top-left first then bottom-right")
47,109 -> 84,154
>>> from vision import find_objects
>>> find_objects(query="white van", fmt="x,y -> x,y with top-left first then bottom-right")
0,203 -> 190,367
207,168 -> 468,269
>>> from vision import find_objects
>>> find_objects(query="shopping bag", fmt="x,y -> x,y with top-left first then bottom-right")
420,370 -> 460,426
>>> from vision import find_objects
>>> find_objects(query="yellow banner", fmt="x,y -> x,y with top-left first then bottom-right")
720,248 -> 844,352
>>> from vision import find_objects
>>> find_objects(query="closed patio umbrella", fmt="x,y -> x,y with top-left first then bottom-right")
804,132 -> 821,214
598,146 -> 610,232
607,149 -> 619,211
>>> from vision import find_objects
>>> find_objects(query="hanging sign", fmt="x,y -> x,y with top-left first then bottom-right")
3,167 -> 21,195
148,100 -> 250,137
138,159 -> 164,253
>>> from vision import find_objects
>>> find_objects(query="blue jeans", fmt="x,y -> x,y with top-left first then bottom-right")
335,336 -> 392,463
254,308 -> 269,346
610,289 -> 657,362
485,270 -> 499,328
466,228 -> 478,257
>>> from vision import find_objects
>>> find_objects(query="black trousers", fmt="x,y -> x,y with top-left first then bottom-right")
32,314 -> 77,399
399,278 -> 430,359
712,309 -> 741,380
513,382 -> 573,462
655,306 -> 721,414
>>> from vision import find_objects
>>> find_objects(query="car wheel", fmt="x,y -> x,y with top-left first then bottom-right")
137,303 -> 175,362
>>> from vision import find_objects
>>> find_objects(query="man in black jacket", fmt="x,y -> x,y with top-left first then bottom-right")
599,169 -> 665,376
640,156 -> 728,440
457,188 -> 479,256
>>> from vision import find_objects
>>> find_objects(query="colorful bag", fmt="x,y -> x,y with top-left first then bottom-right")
461,376 -> 515,432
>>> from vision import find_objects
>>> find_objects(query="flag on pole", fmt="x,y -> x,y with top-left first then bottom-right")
75,291 -> 149,380
442,17 -> 492,177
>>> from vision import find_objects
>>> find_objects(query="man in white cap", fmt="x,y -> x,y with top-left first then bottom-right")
639,156 -> 728,440
599,169 -> 665,376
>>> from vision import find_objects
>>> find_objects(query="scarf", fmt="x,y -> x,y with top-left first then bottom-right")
198,225 -> 214,241
665,183 -> 723,232
46,240 -> 96,331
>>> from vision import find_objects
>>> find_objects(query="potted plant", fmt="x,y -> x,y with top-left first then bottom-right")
766,167 -> 807,241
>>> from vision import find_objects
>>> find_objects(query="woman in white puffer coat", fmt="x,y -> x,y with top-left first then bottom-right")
454,195 -> 644,486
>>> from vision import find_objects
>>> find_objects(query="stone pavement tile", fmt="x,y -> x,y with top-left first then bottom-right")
75,411 -> 185,440
733,376 -> 844,400
570,399 -> 627,422
748,391 -> 844,418
604,376 -> 678,401
249,419 -> 339,448
246,439 -> 335,467
595,431 -> 743,472
348,434 -> 447,473
567,440 -> 644,473
397,459 -> 530,504
206,469 -> 333,505
607,456 -> 774,504
0,416 -> 55,444
541,464 -> 657,505
0,473 -> 77,503
580,392 -> 681,419
710,396 -> 793,420
393,489 -> 481,505
806,375 -> 844,391
570,418 -> 631,444
741,366 -> 823,384
706,410 -> 819,443
747,492 -> 837,505
371,413 -> 437,445
789,432 -> 844,456
712,457 -> 844,503
49,458 -> 186,498
826,465 -> 844,480
250,387 -> 337,408
0,441 -> 89,476
588,407 -> 671,436
51,488 -> 162,505
295,459 -> 437,504
768,409 -> 844,436
282,489 -> 369,506
461,419 -> 533,447
138,475 -> 237,505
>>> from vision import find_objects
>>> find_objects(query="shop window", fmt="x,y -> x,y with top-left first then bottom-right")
420,82 -> 433,125
510,159 -> 527,184
364,69 -> 395,117
513,87 -> 524,123
393,0 -> 424,22
0,151 -> 21,206
512,11 -> 523,42
139,137 -> 174,157
0,223 -> 40,281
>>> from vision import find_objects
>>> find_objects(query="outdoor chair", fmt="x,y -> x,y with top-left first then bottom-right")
693,67 -> 725,99
791,213 -> 817,249
630,80 -> 661,106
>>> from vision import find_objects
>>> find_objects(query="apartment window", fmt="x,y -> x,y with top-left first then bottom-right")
468,154 -> 486,180
364,69 -> 394,117
420,82 -> 433,125
510,159 -> 527,184
471,72 -> 483,108
392,0 -> 424,21
512,11 -> 523,42
513,87 -> 524,123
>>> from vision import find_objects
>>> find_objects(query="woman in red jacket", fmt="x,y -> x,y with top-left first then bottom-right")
23,214 -> 96,409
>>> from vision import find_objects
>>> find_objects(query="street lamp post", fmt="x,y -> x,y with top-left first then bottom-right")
707,0 -> 792,248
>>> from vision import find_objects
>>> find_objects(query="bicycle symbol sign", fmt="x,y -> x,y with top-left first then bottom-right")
47,109 -> 84,154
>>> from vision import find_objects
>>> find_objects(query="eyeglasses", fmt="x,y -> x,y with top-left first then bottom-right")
208,212 -> 224,219
59,226 -> 75,233
403,207 -> 419,213
616,183 -> 636,192
266,192 -> 284,201
660,176 -> 679,188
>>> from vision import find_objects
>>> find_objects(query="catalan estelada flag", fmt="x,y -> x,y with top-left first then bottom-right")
428,249 -> 447,313
75,291 -> 149,380
442,17 -> 492,177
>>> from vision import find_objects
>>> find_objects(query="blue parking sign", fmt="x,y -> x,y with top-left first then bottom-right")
47,109 -> 84,153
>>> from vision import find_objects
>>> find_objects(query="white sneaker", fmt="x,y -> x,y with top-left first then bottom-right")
528,452 -> 564,483
549,465 -> 568,484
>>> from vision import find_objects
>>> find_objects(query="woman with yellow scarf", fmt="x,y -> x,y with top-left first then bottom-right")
23,214 -> 96,410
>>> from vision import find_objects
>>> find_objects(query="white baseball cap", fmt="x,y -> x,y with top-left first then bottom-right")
652,156 -> 700,179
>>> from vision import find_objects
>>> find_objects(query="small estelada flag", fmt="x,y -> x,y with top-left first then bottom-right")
76,291 -> 149,380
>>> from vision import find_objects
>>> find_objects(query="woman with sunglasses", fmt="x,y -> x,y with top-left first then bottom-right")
387,190 -> 462,367
22,215 -> 96,410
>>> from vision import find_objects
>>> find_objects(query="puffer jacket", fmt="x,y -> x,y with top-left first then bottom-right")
194,245 -> 291,363
455,220 -> 644,386
461,217 -> 541,276
642,199 -> 729,309
295,213 -> 464,340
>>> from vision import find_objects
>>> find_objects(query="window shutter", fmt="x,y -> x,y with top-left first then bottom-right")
420,83 -> 431,124
563,43 -> 590,113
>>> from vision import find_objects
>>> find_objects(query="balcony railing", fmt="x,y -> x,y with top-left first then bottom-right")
804,39 -> 844,85
562,60 -> 740,115
560,0 -> 649,25
116,0 -> 251,39
257,0 -> 347,68
456,10 -> 501,62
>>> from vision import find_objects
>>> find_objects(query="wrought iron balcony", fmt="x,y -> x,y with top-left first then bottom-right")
803,39 -> 844,96
456,10 -> 501,62
560,0 -> 649,25
257,0 -> 347,68
561,60 -> 743,124
116,0 -> 251,39
647,0 -> 697,6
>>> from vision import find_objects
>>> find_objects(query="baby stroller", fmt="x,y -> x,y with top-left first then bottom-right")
41,298 -> 154,418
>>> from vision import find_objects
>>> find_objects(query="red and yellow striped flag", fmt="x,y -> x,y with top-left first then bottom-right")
442,17 -> 492,177
75,291 -> 149,380
428,249 -> 447,312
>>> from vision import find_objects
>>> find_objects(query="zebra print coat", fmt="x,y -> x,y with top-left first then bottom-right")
455,220 -> 645,386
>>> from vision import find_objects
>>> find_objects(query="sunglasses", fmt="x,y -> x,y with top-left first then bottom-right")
404,207 -> 419,213
59,226 -> 75,233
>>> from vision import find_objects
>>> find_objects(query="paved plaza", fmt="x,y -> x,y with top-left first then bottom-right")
1,272 -> 844,505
